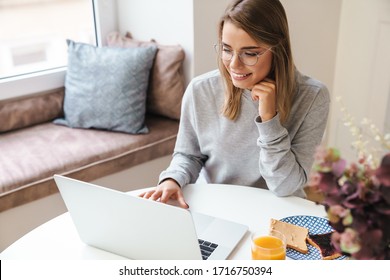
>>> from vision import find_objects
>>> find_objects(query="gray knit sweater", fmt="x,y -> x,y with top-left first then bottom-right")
159,69 -> 330,197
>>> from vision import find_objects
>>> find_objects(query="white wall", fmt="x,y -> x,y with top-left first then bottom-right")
281,0 -> 341,95
327,0 -> 390,162
116,0 -> 194,85
281,0 -> 342,145
116,0 -> 231,85
193,0 -> 231,76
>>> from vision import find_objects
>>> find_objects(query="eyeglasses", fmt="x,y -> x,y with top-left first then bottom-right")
214,44 -> 272,66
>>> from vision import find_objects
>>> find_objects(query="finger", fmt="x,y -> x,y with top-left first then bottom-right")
140,191 -> 154,199
261,78 -> 276,87
263,78 -> 275,83
149,189 -> 163,201
256,78 -> 275,89
251,86 -> 271,100
251,86 -> 264,99
259,83 -> 275,92
257,82 -> 275,92
251,91 -> 259,101
177,193 -> 189,209
159,190 -> 174,204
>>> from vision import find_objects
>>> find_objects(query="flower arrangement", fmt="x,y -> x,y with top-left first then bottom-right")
309,98 -> 390,259
310,147 -> 390,259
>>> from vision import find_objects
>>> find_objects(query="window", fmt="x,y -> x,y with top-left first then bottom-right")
0,0 -> 96,80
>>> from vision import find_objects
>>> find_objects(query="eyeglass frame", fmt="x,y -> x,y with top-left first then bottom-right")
214,43 -> 272,66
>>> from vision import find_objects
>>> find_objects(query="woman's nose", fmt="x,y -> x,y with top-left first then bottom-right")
230,52 -> 243,68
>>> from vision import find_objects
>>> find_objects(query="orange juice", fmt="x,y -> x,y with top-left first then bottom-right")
251,235 -> 286,260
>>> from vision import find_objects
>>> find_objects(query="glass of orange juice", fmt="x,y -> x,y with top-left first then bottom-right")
251,229 -> 286,260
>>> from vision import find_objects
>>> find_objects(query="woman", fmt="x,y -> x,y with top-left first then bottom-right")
141,0 -> 330,208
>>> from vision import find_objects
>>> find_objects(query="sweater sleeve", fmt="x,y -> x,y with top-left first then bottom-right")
159,81 -> 207,187
256,86 -> 330,197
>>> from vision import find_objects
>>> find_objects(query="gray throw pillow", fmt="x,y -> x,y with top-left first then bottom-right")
54,40 -> 157,134
106,32 -> 185,120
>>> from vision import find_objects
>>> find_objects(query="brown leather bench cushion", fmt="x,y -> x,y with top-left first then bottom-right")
0,115 -> 178,212
0,89 -> 64,133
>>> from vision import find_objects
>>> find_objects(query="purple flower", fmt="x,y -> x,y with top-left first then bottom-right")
311,148 -> 390,259
376,153 -> 390,186
332,158 -> 347,177
339,228 -> 361,254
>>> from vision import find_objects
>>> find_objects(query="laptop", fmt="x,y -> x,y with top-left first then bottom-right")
54,174 -> 248,260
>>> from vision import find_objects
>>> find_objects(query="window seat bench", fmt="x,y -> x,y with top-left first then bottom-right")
0,88 -> 179,212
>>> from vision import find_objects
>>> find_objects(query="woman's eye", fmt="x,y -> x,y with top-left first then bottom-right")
244,52 -> 258,57
222,48 -> 232,54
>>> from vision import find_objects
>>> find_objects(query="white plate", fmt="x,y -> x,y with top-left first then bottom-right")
279,215 -> 347,260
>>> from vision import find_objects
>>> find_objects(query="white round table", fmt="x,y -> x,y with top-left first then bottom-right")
0,183 -> 326,259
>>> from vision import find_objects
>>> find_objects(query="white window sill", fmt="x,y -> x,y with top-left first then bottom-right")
0,67 -> 66,101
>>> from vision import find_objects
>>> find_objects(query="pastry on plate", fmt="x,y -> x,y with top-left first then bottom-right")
306,232 -> 342,260
270,218 -> 309,254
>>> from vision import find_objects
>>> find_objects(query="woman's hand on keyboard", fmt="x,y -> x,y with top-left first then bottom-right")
138,179 -> 189,209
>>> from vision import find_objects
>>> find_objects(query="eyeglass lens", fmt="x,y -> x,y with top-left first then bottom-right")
215,44 -> 270,66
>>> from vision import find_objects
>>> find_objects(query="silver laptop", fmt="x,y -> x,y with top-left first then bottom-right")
54,174 -> 248,260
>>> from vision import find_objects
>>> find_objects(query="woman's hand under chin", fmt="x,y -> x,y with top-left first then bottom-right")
250,78 -> 277,122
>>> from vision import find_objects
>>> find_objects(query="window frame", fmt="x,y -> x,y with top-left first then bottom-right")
0,0 -> 117,101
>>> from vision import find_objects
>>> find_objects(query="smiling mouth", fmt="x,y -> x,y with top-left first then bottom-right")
231,72 -> 251,79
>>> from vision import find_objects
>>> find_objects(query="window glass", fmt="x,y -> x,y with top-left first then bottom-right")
0,0 -> 96,79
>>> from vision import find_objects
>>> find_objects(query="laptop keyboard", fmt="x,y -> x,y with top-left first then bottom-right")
198,239 -> 218,260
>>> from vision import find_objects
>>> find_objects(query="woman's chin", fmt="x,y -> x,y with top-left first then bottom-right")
232,80 -> 253,90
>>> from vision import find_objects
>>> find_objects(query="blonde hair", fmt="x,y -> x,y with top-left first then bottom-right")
218,0 -> 296,124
